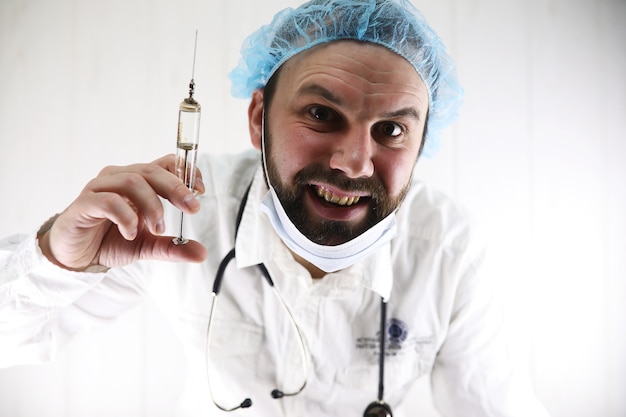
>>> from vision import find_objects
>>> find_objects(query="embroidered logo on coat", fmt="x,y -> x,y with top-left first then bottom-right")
355,317 -> 433,361
386,318 -> 409,345
355,317 -> 409,353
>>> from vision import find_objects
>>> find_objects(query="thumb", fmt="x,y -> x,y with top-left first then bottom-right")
141,236 -> 208,263
97,234 -> 208,267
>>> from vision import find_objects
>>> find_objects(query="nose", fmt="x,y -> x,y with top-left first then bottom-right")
328,128 -> 375,178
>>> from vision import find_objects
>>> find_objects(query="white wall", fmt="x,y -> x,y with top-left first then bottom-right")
1,0 -> 624,416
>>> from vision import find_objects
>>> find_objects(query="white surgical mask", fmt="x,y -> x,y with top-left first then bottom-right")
260,186 -> 397,273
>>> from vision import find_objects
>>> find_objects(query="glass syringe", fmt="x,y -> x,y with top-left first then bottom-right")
173,31 -> 201,246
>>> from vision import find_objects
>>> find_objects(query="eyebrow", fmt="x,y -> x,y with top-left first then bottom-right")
382,107 -> 422,122
299,83 -> 343,106
298,82 -> 423,122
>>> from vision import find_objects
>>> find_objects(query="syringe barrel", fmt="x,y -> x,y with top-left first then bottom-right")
175,97 -> 201,191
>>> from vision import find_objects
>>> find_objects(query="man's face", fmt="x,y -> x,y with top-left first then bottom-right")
256,41 -> 429,246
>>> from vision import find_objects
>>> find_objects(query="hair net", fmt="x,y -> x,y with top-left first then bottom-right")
229,0 -> 463,157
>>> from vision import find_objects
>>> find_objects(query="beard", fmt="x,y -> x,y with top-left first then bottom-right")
263,135 -> 410,246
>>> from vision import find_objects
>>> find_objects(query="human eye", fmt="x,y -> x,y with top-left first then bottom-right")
375,121 -> 405,140
308,105 -> 338,122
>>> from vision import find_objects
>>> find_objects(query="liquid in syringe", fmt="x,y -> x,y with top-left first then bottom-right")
175,103 -> 200,190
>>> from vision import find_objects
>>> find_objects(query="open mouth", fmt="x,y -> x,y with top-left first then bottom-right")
313,185 -> 366,207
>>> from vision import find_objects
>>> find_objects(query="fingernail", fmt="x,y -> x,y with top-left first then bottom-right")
155,219 -> 165,235
184,194 -> 200,211
195,176 -> 204,192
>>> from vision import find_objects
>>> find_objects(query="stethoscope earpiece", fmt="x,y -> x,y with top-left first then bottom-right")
271,389 -> 284,399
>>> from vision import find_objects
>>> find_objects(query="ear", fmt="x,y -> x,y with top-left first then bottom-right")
248,89 -> 264,150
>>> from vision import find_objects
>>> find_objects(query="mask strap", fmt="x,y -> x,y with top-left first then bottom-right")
260,108 -> 271,188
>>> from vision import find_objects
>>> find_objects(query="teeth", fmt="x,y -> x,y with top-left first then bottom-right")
315,186 -> 361,206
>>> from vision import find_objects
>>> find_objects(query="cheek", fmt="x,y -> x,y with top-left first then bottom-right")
374,153 -> 416,196
269,130 -> 320,181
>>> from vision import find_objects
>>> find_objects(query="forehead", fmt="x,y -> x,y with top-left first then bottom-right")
275,40 -> 428,109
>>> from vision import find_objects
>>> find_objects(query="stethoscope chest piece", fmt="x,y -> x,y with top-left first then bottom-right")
364,400 -> 393,417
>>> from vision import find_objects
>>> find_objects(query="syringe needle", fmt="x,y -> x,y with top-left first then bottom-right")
192,30 -> 198,81
187,30 -> 198,99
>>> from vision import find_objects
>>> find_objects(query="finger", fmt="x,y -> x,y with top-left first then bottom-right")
98,155 -> 175,176
151,154 -> 205,195
72,191 -> 141,241
86,173 -> 166,236
97,159 -> 201,215
192,171 -> 205,196
150,153 -> 177,172
138,236 -> 208,264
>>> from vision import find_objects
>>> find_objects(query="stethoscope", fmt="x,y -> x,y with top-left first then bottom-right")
204,184 -> 394,416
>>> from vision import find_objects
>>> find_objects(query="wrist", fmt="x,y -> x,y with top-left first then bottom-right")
35,214 -> 109,273
36,213 -> 64,269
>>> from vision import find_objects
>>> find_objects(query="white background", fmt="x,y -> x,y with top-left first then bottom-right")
1,0 -> 625,416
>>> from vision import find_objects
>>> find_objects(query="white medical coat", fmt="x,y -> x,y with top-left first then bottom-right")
0,150 -> 549,416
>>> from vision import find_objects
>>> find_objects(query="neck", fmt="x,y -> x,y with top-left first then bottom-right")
292,251 -> 327,279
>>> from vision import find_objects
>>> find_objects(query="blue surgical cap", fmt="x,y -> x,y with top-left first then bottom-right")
229,0 -> 463,157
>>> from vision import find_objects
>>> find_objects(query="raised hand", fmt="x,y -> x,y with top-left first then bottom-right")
38,154 -> 208,271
